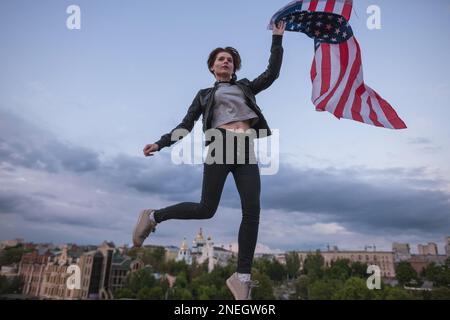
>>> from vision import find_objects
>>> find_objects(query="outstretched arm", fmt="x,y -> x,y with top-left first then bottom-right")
249,21 -> 286,95
144,91 -> 203,156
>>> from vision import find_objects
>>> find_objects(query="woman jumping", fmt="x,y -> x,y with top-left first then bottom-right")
132,21 -> 286,300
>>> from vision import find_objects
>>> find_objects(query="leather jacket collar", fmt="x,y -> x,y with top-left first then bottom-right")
214,74 -> 237,87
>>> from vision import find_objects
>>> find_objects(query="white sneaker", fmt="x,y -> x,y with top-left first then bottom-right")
226,273 -> 259,300
132,209 -> 157,247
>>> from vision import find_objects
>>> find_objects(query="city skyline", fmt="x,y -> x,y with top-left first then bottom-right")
2,234 -> 449,256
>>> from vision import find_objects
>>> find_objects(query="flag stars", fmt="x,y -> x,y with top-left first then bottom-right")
273,8 -> 354,44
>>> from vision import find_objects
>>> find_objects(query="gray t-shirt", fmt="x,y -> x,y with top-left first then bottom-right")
211,83 -> 259,128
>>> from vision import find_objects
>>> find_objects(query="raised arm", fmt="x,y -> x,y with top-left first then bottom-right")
144,91 -> 203,156
249,21 -> 286,95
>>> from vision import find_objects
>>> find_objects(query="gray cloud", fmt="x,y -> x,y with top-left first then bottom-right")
0,111 -> 100,173
408,137 -> 432,145
260,165 -> 450,234
0,191 -> 44,215
105,153 -> 450,236
406,137 -> 442,154
103,154 -> 203,198
1,109 -> 450,244
0,190 -> 103,229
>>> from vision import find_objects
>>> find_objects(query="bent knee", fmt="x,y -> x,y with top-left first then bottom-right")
198,205 -> 217,219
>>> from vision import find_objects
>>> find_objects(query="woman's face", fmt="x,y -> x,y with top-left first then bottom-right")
211,51 -> 234,80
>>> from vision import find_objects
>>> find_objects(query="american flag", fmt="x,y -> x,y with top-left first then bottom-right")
269,0 -> 407,129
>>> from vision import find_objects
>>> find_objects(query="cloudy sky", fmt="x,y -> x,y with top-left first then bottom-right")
1,0 -> 449,253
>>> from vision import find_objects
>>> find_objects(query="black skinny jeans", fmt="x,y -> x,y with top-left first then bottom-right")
154,128 -> 260,274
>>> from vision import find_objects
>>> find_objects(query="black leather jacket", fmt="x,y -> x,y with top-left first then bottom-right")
155,35 -> 284,151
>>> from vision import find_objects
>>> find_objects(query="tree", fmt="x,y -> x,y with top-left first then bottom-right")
285,251 -> 300,279
265,259 -> 286,282
295,275 -> 310,300
0,244 -> 32,266
124,268 -> 156,294
194,285 -> 218,300
333,277 -> 374,300
423,262 -> 450,288
350,261 -> 368,278
429,287 -> 450,300
114,288 -> 135,299
0,275 -> 24,295
308,279 -> 343,300
303,251 -> 324,280
382,286 -> 414,300
174,271 -> 189,289
169,288 -> 193,300
325,259 -> 352,281
142,247 -> 166,272
395,261 -> 419,286
162,260 -> 189,275
137,287 -> 165,300
251,270 -> 275,300
189,263 -> 234,300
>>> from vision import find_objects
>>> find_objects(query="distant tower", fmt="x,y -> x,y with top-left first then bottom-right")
207,237 -> 215,273
392,242 -> 411,262
59,245 -> 69,266
418,243 -> 438,256
192,228 -> 207,256
176,238 -> 192,265
198,236 -> 216,273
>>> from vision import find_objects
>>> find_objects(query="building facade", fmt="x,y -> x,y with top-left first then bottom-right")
417,243 -> 438,256
176,238 -> 193,265
297,249 -> 396,278
392,243 -> 411,262
19,241 -> 142,300
174,229 -> 233,272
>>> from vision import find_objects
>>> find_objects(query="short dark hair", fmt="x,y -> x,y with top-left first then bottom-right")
207,47 -> 241,76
